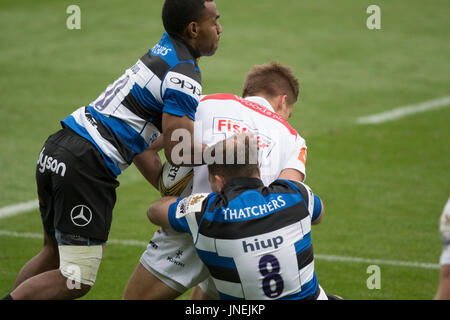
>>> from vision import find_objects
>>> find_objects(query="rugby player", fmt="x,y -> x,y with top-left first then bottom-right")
3,0 -> 222,300
123,62 -> 308,299
434,198 -> 450,300
147,134 -> 327,300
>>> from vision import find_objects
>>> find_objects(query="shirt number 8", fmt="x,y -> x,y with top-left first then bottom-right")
259,254 -> 284,298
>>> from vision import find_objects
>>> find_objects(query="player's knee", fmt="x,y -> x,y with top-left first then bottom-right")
60,278 -> 92,299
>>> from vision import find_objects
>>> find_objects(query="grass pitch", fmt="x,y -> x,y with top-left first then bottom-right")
0,0 -> 449,300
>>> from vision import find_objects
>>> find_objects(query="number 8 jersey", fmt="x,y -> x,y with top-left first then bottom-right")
61,32 -> 202,177
168,177 -> 324,300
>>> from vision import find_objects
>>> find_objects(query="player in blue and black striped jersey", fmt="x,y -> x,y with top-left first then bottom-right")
148,134 -> 329,300
5,0 -> 222,300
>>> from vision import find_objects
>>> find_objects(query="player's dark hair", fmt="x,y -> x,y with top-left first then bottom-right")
242,62 -> 300,106
162,0 -> 212,37
207,133 -> 259,181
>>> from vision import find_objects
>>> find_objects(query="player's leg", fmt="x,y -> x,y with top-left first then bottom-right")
123,262 -> 181,300
190,278 -> 219,300
434,265 -> 450,300
10,128 -> 117,299
10,133 -> 61,291
190,285 -> 214,300
10,268 -> 91,300
12,229 -> 59,290
10,230 -> 105,300
123,228 -> 210,300
434,198 -> 450,300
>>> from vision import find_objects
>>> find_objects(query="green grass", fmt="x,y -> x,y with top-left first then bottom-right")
0,0 -> 449,300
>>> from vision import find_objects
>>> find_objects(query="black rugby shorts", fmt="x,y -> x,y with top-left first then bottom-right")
36,128 -> 119,242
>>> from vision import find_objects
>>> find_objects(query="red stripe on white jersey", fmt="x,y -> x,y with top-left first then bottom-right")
201,93 -> 298,137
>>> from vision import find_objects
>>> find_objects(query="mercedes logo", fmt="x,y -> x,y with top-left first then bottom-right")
70,205 -> 92,227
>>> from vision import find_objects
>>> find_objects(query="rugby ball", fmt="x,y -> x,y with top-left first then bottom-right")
158,161 -> 193,197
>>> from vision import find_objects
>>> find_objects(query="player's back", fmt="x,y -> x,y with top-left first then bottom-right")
186,179 -> 319,299
193,93 -> 306,192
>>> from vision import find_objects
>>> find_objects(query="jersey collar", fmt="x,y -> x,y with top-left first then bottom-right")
223,177 -> 264,194
245,96 -> 275,112
167,32 -> 201,59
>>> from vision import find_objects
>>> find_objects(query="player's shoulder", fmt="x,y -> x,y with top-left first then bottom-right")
271,179 -> 313,198
169,61 -> 202,85
197,94 -> 240,115
201,93 -> 238,101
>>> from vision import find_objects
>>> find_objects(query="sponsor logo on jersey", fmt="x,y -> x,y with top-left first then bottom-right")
151,43 -> 172,56
213,117 -> 272,149
223,195 -> 286,221
37,147 -> 67,177
165,71 -> 202,100
298,147 -> 307,165
189,195 -> 205,206
242,236 -> 284,253
169,76 -> 201,97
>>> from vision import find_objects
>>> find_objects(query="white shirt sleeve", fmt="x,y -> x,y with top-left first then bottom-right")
281,133 -> 307,181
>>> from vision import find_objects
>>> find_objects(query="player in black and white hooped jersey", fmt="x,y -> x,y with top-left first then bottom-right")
3,0 -> 222,301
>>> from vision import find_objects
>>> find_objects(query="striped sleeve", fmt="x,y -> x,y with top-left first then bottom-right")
168,193 -> 211,236
311,195 -> 322,222
286,180 -> 322,222
168,198 -> 190,233
161,63 -> 202,120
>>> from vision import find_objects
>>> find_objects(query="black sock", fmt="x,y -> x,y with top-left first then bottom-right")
2,293 -> 13,300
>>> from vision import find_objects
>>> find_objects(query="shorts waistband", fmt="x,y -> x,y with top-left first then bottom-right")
55,229 -> 106,246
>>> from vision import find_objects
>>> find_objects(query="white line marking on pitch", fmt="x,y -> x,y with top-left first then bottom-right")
0,200 -> 39,219
357,95 -> 450,124
0,229 -> 440,270
314,254 -> 439,270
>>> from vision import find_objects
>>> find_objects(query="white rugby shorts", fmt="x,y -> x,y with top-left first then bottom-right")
139,228 -> 210,293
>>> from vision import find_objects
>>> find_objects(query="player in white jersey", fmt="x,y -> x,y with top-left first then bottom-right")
192,92 -> 306,191
123,62 -> 308,299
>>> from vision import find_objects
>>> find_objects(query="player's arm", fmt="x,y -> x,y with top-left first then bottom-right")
278,134 -> 307,182
290,180 -> 324,225
278,168 -> 305,182
162,113 -> 206,166
133,135 -> 164,189
161,63 -> 205,166
311,196 -> 324,225
435,200 -> 450,299
147,196 -> 178,229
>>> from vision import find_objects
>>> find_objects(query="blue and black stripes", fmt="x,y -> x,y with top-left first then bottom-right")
61,32 -> 202,177
196,179 -> 310,240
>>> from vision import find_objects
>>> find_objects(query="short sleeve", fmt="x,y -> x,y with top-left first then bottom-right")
311,194 -> 322,222
168,197 -> 190,233
162,63 -> 202,120
168,193 -> 211,235
286,180 -> 321,222
282,134 -> 307,181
